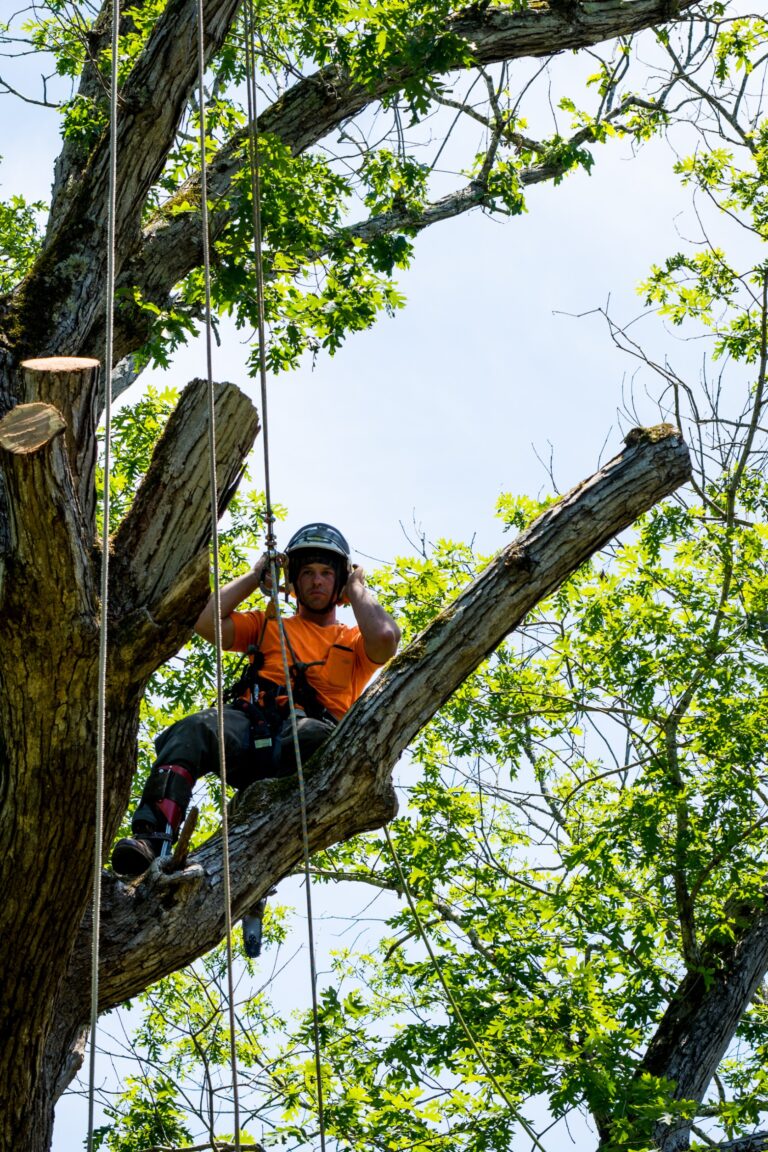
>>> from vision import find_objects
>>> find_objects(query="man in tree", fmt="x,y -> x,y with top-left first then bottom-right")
111,522 -> 401,886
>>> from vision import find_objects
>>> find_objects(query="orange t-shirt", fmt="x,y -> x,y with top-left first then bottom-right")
229,610 -> 381,720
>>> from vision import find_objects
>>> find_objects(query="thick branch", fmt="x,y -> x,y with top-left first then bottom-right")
710,1136 -> 768,1152
112,377 -> 260,684
124,0 -> 696,333
0,402 -> 65,454
61,423 -> 691,1015
5,0 -> 242,373
0,402 -> 94,623
21,358 -> 100,525
8,0 -> 698,368
634,904 -> 768,1152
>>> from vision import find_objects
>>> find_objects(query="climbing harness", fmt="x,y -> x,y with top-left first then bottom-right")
224,620 -> 341,781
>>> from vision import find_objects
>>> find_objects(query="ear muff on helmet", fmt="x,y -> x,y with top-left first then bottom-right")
285,523 -> 351,607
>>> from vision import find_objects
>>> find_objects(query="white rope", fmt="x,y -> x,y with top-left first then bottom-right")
196,0 -> 241,1143
244,5 -> 327,1143
266,558 -> 328,1151
87,0 -> 120,1145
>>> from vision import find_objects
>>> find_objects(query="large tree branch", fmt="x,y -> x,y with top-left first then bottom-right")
52,423 -> 691,1020
710,1136 -> 768,1152
48,0 -> 193,220
3,0 -> 242,376
0,402 -> 95,626
20,357 -> 101,525
111,378 -> 260,685
120,1 -> 696,349
632,903 -> 768,1152
118,146 -> 598,381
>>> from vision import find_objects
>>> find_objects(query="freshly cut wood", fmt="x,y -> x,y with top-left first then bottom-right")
21,356 -> 99,374
0,402 -> 66,454
21,357 -> 100,521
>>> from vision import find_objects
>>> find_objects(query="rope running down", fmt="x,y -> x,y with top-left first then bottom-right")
87,0 -> 120,1145
244,2 -> 328,1144
196,0 -> 243,1142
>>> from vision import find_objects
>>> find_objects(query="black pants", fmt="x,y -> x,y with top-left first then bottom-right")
132,706 -> 336,833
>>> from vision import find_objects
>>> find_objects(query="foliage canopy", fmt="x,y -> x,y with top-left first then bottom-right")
1,2 -> 768,1152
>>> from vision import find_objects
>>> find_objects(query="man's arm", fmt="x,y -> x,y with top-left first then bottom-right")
195,553 -> 275,648
344,567 -> 401,664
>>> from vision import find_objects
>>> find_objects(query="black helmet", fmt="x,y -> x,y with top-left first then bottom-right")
285,522 -> 351,607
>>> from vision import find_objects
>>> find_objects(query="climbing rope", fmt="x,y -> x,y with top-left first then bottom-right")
383,826 -> 548,1152
87,0 -> 120,1145
196,0 -> 242,1142
243,3 -> 328,1143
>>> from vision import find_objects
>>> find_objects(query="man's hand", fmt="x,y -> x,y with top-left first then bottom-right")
195,551 -> 286,647
343,565 -> 400,664
256,552 -> 287,595
341,564 -> 366,604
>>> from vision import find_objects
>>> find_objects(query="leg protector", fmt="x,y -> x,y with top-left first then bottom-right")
113,764 -> 195,878
132,763 -> 195,839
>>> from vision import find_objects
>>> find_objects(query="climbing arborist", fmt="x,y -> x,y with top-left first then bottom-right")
111,523 -> 400,948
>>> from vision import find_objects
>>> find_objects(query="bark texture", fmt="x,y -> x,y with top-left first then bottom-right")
636,905 -> 768,1152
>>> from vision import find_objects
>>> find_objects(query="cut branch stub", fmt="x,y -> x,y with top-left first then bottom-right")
111,378 -> 260,685
0,402 -> 94,621
0,402 -> 66,454
21,357 -> 100,525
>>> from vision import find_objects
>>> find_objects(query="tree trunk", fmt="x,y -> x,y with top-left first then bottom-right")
0,361 -> 259,1151
630,904 -> 768,1152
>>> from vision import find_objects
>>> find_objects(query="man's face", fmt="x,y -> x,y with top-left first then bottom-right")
296,561 -> 337,611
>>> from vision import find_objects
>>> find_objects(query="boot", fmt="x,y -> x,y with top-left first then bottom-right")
111,764 -> 194,877
110,824 -> 166,877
